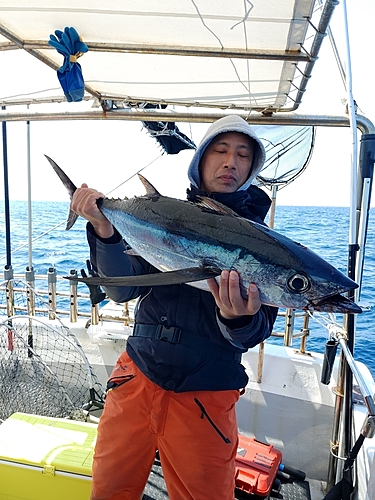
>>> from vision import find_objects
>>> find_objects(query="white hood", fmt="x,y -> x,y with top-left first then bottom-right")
188,115 -> 266,191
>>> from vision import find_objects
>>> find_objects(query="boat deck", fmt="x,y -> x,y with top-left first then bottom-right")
143,458 -> 316,500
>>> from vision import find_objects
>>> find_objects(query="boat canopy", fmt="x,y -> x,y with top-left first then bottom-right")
0,0 -> 336,115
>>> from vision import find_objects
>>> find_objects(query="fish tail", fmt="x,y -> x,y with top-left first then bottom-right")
65,209 -> 79,231
45,155 -> 77,197
45,154 -> 79,230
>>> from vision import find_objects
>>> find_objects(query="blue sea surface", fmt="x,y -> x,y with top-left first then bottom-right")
0,201 -> 374,378
270,206 -> 375,378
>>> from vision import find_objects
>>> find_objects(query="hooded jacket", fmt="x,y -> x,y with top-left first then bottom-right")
187,115 -> 270,224
87,115 -> 278,392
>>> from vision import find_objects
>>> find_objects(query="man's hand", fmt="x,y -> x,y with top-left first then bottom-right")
207,270 -> 261,319
71,184 -> 114,239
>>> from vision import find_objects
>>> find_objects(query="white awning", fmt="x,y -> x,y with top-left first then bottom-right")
0,0 -> 332,114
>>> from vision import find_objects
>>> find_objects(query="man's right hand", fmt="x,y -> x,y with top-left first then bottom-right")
71,184 -> 114,239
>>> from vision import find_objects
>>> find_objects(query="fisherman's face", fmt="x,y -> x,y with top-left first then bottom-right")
200,132 -> 255,194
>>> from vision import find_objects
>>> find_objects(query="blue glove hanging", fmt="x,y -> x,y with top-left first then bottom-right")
48,27 -> 88,102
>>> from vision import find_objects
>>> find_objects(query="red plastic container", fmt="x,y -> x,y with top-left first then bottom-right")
235,435 -> 282,497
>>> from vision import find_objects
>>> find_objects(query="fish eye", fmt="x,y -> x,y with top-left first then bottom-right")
287,273 -> 310,293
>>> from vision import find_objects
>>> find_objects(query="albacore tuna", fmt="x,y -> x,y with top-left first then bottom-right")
46,155 -> 361,314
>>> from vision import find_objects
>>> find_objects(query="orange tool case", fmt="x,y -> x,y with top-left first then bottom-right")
235,435 -> 282,497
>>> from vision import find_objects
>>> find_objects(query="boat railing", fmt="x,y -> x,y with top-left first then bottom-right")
0,269 -> 132,326
323,322 -> 375,491
0,270 -> 313,389
0,269 -> 310,345
0,267 -> 314,399
337,332 -> 375,426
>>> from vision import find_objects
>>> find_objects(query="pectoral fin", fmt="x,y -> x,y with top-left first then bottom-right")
65,266 -> 221,287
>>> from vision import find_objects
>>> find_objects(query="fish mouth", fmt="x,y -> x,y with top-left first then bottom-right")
309,294 -> 362,314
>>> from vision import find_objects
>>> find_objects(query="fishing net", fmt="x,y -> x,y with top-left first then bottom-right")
0,316 -> 105,421
253,125 -> 315,188
0,280 -> 105,422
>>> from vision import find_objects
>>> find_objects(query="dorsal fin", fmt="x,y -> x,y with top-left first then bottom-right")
138,174 -> 161,196
195,196 -> 239,217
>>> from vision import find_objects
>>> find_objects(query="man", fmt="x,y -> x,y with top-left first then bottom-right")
71,115 -> 278,500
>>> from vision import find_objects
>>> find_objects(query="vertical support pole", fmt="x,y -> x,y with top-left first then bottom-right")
4,266 -> 14,316
2,106 -> 14,352
25,266 -> 35,357
124,302 -> 130,326
299,313 -> 310,354
355,134 -> 375,298
2,106 -> 12,270
4,265 -> 14,351
91,302 -> 99,326
284,309 -> 295,346
26,118 -> 33,271
326,362 -> 346,492
268,185 -> 278,229
326,133 -> 375,492
257,341 -> 265,384
257,184 -> 278,383
337,0 -> 359,485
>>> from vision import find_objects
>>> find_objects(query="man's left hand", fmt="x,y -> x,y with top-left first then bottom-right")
207,270 -> 261,319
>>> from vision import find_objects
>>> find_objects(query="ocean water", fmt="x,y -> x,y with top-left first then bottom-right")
0,201 -> 374,378
270,206 -> 375,379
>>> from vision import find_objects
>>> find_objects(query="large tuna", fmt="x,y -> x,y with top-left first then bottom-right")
46,155 -> 361,314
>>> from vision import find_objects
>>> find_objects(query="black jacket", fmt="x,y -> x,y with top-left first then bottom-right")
87,184 -> 278,392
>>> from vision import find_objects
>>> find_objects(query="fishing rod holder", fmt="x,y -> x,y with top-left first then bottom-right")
25,266 -> 35,317
47,267 -> 57,320
321,339 -> 339,385
69,269 -> 78,323
3,265 -> 13,281
4,265 -> 14,315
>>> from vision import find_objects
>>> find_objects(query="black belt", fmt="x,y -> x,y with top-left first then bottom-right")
132,323 -> 242,363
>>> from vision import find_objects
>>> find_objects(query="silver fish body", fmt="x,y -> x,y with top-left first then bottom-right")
99,194 -> 361,313
45,154 -> 361,314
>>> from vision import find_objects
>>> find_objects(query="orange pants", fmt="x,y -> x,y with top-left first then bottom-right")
91,352 -> 240,500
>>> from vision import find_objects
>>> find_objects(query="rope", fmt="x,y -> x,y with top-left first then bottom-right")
0,220 -> 66,262
189,0 -> 256,108
105,154 -> 162,196
0,152 -> 163,261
